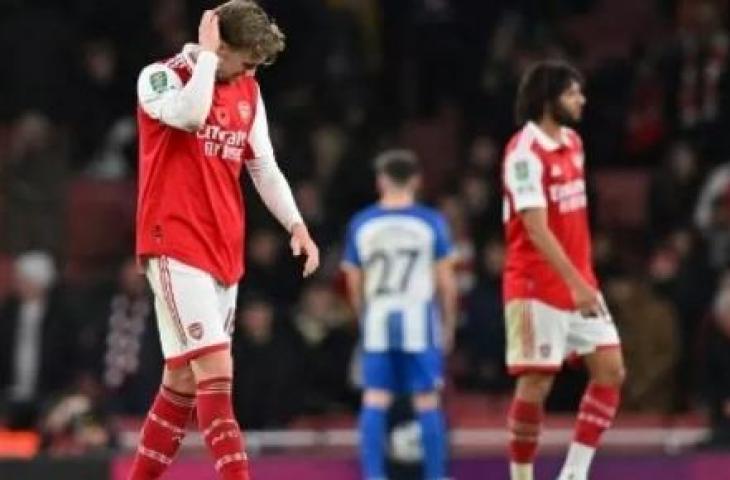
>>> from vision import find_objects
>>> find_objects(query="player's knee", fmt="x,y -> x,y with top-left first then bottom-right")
515,373 -> 554,403
163,365 -> 196,394
594,363 -> 626,387
363,389 -> 392,408
190,349 -> 233,382
412,392 -> 439,411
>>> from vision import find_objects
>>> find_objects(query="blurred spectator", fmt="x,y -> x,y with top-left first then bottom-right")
695,162 -> 730,231
667,0 -> 730,156
321,125 -> 378,227
700,270 -> 730,448
0,252 -> 78,428
75,258 -> 161,415
605,275 -> 680,413
624,52 -> 667,160
460,237 -> 509,392
458,173 -> 500,247
293,282 -> 358,413
592,231 -> 624,281
465,134 -> 499,174
695,162 -> 730,269
1,112 -> 68,256
40,390 -> 113,456
311,124 -> 348,187
437,195 -> 476,303
650,229 -> 716,409
295,180 -> 335,248
460,135 -> 503,244
648,141 -> 703,242
150,0 -> 188,57
69,39 -> 129,171
232,297 -> 302,429
240,229 -> 300,305
84,117 -> 137,179
314,2 -> 371,123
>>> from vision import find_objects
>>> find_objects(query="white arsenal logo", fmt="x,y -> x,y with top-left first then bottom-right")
238,101 -> 252,122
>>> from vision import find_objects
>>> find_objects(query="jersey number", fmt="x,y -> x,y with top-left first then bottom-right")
365,248 -> 420,295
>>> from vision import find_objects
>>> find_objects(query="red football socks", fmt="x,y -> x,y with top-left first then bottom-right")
197,377 -> 250,480
574,382 -> 620,447
508,398 -> 544,464
128,386 -> 195,480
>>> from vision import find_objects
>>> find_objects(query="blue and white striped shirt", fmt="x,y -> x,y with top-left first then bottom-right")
343,204 -> 454,352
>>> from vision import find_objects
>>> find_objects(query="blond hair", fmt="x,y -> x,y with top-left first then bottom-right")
217,0 -> 285,65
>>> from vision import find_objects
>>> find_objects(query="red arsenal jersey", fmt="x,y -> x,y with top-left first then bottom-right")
136,52 -> 258,286
502,121 -> 597,310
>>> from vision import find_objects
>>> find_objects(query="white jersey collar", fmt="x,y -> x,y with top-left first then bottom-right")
526,121 -> 570,152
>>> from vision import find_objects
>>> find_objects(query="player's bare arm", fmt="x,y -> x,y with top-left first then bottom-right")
519,208 -> 605,316
342,264 -> 364,314
435,257 -> 458,353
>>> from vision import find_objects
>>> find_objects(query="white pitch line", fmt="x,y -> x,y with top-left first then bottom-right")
120,427 -> 708,453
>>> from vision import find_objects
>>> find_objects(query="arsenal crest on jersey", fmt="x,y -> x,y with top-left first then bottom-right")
188,322 -> 204,340
238,101 -> 252,123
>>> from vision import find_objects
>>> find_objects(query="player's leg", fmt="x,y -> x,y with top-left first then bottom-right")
411,392 -> 447,480
129,258 -> 201,479
504,300 -> 567,480
128,365 -> 196,480
143,256 -> 247,479
557,313 -> 624,480
188,280 -> 249,480
189,350 -> 249,480
509,373 -> 555,480
360,388 -> 393,480
360,351 -> 396,480
408,349 -> 448,480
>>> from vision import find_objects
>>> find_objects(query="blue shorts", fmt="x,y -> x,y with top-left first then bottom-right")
362,349 -> 443,393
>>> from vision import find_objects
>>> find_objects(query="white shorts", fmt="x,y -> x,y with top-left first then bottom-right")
505,298 -> 620,375
145,256 -> 237,368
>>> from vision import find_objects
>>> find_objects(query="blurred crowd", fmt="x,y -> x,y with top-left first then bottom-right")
2,0 -> 730,455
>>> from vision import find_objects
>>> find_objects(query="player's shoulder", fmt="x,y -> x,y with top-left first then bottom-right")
506,124 -> 540,153
561,126 -> 583,150
394,204 -> 448,235
233,74 -> 261,106
238,72 -> 260,88
348,204 -> 383,230
137,60 -> 184,104
504,124 -> 541,163
138,48 -> 192,82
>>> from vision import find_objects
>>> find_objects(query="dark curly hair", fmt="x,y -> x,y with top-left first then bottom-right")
515,60 -> 584,124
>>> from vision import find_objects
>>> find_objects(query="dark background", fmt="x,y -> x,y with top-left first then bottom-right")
1,0 -> 730,458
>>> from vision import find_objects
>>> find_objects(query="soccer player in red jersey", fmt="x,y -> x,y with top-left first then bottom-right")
129,2 -> 319,479
501,61 -> 625,480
